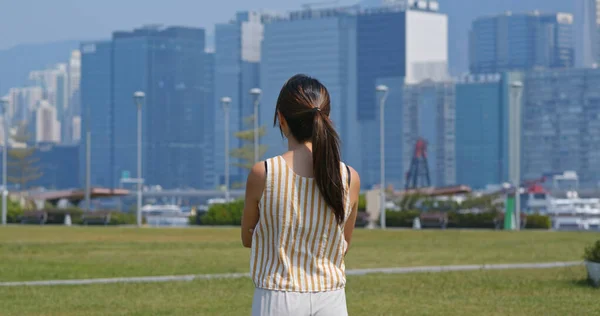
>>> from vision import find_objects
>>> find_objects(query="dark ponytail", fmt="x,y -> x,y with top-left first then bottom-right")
274,74 -> 346,225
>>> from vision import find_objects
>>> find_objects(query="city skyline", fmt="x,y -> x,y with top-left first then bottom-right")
0,0 -> 599,192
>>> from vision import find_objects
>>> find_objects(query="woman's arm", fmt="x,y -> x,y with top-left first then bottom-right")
343,166 -> 361,251
241,162 -> 266,248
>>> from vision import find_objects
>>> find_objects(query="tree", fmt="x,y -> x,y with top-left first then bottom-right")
230,115 -> 268,170
7,122 -> 42,190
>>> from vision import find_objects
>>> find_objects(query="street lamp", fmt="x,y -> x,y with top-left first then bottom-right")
133,91 -> 145,227
221,97 -> 232,202
510,81 -> 523,230
249,88 -> 262,164
376,85 -> 389,229
0,97 -> 8,226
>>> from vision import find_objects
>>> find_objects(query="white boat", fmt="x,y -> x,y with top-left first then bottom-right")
141,205 -> 189,227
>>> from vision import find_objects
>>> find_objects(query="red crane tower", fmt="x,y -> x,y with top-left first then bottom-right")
405,138 -> 431,190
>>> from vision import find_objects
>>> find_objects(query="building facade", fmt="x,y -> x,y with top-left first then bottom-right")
402,81 -> 455,187
111,26 -> 208,189
454,73 -> 520,189
470,12 -> 575,74
80,26 -> 210,189
260,8 -> 359,168
214,12 -> 264,188
80,41 -> 113,188
356,5 -> 447,188
575,0 -> 600,67
522,68 -> 600,188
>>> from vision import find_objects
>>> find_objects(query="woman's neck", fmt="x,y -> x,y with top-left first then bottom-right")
288,137 -> 312,153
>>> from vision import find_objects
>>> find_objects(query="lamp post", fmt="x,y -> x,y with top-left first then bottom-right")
133,91 -> 145,227
0,97 -> 8,226
221,97 -> 232,202
250,88 -> 262,164
510,81 -> 523,230
84,103 -> 91,212
376,85 -> 389,229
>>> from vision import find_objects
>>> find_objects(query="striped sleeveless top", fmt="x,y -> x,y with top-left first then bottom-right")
250,155 -> 352,292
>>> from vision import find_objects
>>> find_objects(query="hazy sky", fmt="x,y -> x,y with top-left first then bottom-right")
0,0 -> 360,50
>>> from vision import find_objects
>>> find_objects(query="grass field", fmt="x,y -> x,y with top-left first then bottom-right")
0,227 -> 598,315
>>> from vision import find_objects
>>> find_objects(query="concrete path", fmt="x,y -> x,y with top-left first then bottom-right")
0,261 -> 582,287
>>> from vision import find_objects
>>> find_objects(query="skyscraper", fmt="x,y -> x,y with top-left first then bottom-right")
356,3 -> 448,188
454,73 -> 523,189
111,26 -> 208,189
522,68 -> 600,188
80,41 -> 112,188
402,81 -> 455,187
34,100 -> 60,143
214,12 -> 265,187
260,7 -> 360,168
575,0 -> 600,67
469,11 -> 575,74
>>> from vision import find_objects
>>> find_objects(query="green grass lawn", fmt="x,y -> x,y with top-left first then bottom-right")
0,226 -> 597,282
0,267 -> 596,315
0,227 -> 598,315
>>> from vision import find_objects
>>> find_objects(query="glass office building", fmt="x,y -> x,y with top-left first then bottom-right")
80,26 -> 210,189
260,8 -> 360,168
403,81 -> 455,187
470,12 -> 575,74
214,12 -> 264,187
111,26 -> 208,189
80,41 -> 113,187
454,73 -> 515,189
522,68 -> 600,188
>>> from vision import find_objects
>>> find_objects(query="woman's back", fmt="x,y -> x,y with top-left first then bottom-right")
250,155 -> 352,292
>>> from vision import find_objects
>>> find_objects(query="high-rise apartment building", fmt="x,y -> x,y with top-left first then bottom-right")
576,0 -> 600,67
522,68 -> 600,188
470,12 -> 575,74
214,12 -> 265,187
34,100 -> 60,143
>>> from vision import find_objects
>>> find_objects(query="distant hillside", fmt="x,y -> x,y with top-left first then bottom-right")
0,40 -> 80,95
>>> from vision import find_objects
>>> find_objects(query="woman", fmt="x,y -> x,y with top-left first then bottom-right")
241,74 -> 361,316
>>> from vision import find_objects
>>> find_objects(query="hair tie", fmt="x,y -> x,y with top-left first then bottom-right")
312,107 -> 320,114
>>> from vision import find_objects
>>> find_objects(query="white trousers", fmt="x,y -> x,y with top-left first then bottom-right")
252,288 -> 348,316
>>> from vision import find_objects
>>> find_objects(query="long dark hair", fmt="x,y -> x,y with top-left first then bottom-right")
274,74 -> 345,225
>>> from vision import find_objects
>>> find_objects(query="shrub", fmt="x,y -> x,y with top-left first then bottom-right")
108,212 -> 138,225
525,214 -> 551,229
201,200 -> 244,226
45,208 -> 84,224
584,240 -> 600,263
448,211 -> 497,229
7,200 -> 23,223
358,194 -> 366,212
386,210 -> 421,228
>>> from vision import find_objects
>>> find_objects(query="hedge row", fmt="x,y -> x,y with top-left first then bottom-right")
190,200 -> 552,230
385,210 -> 551,229
16,208 -> 138,225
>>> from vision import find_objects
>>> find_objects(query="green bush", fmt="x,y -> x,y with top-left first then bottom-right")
584,240 -> 600,263
525,214 -> 551,229
108,212 -> 138,225
448,211 -> 497,229
7,200 -> 23,223
45,208 -> 84,224
201,200 -> 244,226
386,210 -> 421,228
358,194 -> 366,212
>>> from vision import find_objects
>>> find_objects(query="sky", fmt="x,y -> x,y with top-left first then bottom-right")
0,0 -> 578,75
0,0 -> 360,50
